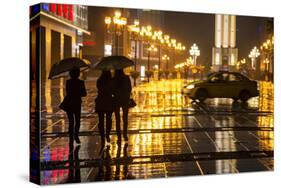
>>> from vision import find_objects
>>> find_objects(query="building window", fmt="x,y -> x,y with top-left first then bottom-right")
40,27 -> 46,80
64,34 -> 72,58
51,30 -> 61,65
215,52 -> 220,65
104,44 -> 112,56
140,65 -> 145,80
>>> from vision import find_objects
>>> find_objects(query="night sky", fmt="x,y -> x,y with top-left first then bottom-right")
87,6 -> 272,65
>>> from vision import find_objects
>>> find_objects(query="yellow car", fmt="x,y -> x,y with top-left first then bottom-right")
182,71 -> 259,102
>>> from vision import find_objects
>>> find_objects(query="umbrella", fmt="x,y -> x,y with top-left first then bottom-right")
94,56 -> 134,70
48,57 -> 91,79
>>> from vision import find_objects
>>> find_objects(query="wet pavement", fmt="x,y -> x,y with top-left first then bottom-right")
38,77 -> 274,185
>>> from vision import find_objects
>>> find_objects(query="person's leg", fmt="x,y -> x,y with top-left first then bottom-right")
98,113 -> 105,145
105,112 -> 113,142
74,109 -> 81,144
122,107 -> 129,141
67,111 -> 74,141
114,107 -> 121,142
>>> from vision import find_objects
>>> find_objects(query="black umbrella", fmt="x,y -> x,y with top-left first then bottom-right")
94,56 -> 134,70
48,57 -> 91,79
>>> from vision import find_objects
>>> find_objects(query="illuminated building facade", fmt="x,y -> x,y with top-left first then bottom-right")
212,14 -> 238,71
30,3 -> 89,82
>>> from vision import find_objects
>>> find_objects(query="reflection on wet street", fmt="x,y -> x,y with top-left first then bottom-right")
39,78 -> 274,185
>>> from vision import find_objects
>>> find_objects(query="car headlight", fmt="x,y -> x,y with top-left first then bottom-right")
186,84 -> 195,89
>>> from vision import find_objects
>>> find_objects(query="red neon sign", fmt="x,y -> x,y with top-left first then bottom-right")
63,4 -> 68,19
46,4 -> 74,23
57,4 -> 62,16
68,5 -> 73,21
50,4 -> 56,13
83,41 -> 96,46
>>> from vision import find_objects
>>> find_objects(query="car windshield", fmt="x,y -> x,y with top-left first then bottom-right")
208,73 -> 225,82
208,72 -> 249,82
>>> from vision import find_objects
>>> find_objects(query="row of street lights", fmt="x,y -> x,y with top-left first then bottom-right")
236,36 -> 273,81
105,10 -> 189,84
237,46 -> 260,71
260,36 -> 273,80
174,50 -> 203,80
104,11 -> 127,55
236,46 -> 260,78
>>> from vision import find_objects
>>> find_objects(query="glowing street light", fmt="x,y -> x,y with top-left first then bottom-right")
104,10 -> 127,55
114,10 -> 121,18
128,19 -> 141,86
189,43 -> 200,66
104,16 -> 111,28
162,54 -> 170,71
263,58 -> 269,67
147,44 -> 157,81
248,46 -> 260,70
164,35 -> 170,41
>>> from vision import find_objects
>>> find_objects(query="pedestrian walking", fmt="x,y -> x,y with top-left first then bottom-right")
60,68 -> 87,144
113,69 -> 132,143
95,70 -> 115,146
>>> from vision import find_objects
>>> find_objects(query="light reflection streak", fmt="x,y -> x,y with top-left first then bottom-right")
45,79 -> 53,113
40,78 -> 273,183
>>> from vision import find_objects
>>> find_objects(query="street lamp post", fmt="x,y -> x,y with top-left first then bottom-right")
186,57 -> 193,80
248,46 -> 260,70
171,39 -> 177,69
162,54 -> 170,79
260,36 -> 274,81
147,44 -> 157,82
248,46 -> 260,80
128,19 -> 140,86
189,43 -> 200,66
104,16 -> 113,55
104,10 -> 127,56
239,58 -> 248,76
175,43 -> 186,78
158,43 -> 161,80
156,31 -> 164,80
263,58 -> 270,81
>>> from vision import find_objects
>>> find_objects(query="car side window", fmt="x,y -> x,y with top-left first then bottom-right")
229,73 -> 242,81
221,73 -> 229,81
210,74 -> 221,82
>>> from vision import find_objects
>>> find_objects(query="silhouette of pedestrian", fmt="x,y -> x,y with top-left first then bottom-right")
61,68 -> 87,144
95,71 -> 114,146
113,69 -> 132,143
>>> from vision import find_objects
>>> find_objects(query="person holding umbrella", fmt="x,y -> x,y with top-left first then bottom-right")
63,68 -> 87,144
94,56 -> 134,143
95,70 -> 115,146
49,57 -> 90,145
113,69 -> 132,143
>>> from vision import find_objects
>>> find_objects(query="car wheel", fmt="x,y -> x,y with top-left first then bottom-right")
196,89 -> 208,103
239,90 -> 250,102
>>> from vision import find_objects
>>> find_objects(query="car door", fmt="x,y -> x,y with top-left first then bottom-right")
206,73 -> 229,98
226,73 -> 244,98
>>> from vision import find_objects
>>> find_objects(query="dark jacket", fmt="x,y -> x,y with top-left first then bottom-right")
95,77 -> 115,112
65,79 -> 87,107
113,75 -> 132,107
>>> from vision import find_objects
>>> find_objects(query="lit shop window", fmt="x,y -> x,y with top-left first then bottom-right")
140,66 -> 145,80
104,44 -> 112,56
